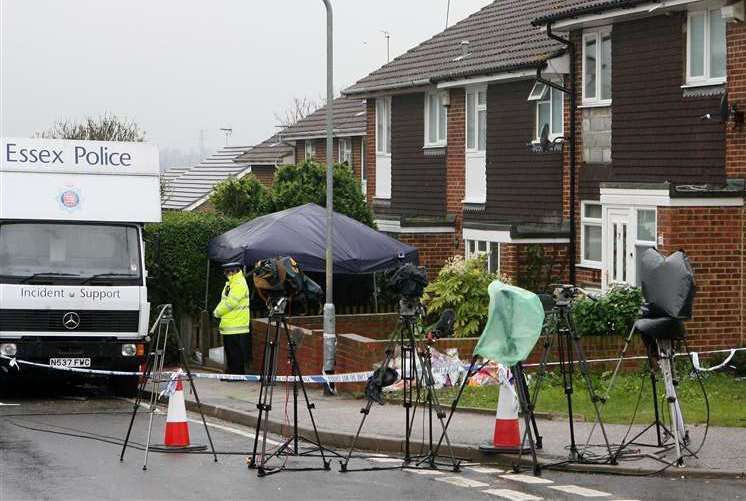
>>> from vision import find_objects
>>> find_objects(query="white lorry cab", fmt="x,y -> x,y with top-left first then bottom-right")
0,137 -> 161,395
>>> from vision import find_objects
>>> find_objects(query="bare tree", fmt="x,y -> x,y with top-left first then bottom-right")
36,113 -> 145,142
273,96 -> 325,127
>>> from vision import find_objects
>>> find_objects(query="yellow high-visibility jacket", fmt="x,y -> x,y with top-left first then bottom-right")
213,271 -> 250,335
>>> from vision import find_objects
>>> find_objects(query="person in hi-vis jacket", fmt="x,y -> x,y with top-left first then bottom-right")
213,262 -> 251,376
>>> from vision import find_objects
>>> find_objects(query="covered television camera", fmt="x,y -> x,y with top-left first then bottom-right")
634,248 -> 695,341
387,262 -> 428,299
252,256 -> 324,309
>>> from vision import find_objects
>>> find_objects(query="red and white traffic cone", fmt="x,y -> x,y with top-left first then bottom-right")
163,379 -> 190,447
480,368 -> 528,453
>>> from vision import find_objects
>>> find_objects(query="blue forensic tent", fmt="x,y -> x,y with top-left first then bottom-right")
207,203 -> 418,274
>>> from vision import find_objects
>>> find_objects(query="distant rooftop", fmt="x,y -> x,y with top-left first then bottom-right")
280,96 -> 366,141
234,135 -> 294,165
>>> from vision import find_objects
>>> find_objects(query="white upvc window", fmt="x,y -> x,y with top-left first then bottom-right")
361,137 -> 367,193
376,97 -> 391,155
581,202 -> 602,268
465,239 -> 500,274
375,97 -> 392,199
339,137 -> 352,166
528,81 -> 564,141
465,87 -> 487,152
687,8 -> 727,86
304,141 -> 315,160
582,28 -> 612,105
424,91 -> 448,147
634,208 -> 657,286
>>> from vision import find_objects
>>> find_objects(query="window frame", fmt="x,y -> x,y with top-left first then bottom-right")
533,84 -> 564,142
304,141 -> 315,161
376,97 -> 392,156
464,239 -> 500,274
338,137 -> 352,166
686,9 -> 727,86
465,86 -> 487,153
424,90 -> 448,148
581,201 -> 603,269
582,27 -> 612,106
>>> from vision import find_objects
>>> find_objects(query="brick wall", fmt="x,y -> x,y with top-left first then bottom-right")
500,243 -> 568,290
397,232 -> 457,280
251,165 -> 275,188
658,206 -> 744,350
446,88 -> 465,247
726,21 -> 746,178
294,138 -> 340,164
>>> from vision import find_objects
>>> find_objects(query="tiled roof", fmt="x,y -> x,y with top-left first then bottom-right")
343,0 -> 566,95
280,96 -> 366,140
234,135 -> 294,165
161,145 -> 252,211
532,1 -> 655,25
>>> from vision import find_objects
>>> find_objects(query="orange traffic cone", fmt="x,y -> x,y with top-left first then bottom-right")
479,369 -> 528,453
164,379 -> 190,447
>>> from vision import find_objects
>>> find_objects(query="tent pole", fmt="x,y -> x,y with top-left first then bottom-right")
372,272 -> 379,313
322,0 -> 336,394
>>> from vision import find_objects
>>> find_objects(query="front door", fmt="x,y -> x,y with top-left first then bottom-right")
604,208 -> 634,287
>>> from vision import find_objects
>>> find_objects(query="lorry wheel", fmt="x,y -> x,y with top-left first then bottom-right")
110,377 -> 140,398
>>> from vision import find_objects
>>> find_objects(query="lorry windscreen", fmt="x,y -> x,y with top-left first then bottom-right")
0,223 -> 141,284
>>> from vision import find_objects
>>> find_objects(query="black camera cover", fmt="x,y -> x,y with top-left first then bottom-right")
388,263 -> 428,299
252,256 -> 324,307
639,249 -> 695,320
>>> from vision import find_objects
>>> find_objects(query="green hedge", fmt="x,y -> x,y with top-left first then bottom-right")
571,285 -> 643,337
145,211 -> 242,317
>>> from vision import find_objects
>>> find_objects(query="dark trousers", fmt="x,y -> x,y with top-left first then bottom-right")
223,333 -> 251,375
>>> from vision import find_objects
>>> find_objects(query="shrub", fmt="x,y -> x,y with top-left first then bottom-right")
571,285 -> 643,337
144,211 -> 242,317
209,174 -> 273,220
422,255 -> 510,338
272,160 -> 374,227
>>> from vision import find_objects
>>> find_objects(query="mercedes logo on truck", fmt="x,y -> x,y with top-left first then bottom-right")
62,312 -> 80,330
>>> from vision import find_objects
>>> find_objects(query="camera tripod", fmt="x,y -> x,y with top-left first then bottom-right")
120,304 -> 218,470
248,296 -> 331,476
339,299 -> 460,473
529,286 -> 616,469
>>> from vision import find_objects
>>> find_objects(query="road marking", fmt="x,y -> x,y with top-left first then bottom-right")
405,468 -> 444,475
549,485 -> 611,497
483,489 -> 543,501
500,474 -> 553,485
370,457 -> 403,463
468,466 -> 505,474
435,477 -> 490,488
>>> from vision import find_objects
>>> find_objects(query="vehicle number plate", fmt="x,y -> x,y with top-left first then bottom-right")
49,358 -> 91,368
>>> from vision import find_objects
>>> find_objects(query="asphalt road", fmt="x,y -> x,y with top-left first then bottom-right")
1,394 -> 744,501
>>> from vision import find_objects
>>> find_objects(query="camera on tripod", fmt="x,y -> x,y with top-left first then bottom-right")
552,284 -> 582,307
252,256 -> 323,313
387,262 -> 428,317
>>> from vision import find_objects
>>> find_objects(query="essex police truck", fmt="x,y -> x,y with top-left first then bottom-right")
0,137 -> 161,395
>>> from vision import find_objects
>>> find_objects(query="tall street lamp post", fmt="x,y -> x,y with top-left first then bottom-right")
321,0 -> 336,392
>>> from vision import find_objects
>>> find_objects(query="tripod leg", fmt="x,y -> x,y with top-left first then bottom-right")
658,340 -> 683,465
250,318 -> 275,468
283,320 -> 330,470
513,363 -> 540,475
433,355 -> 478,456
258,319 -> 281,473
120,337 -> 155,461
173,315 -> 218,462
143,317 -> 170,471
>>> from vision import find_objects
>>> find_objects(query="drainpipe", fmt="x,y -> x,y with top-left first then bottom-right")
535,23 -> 577,285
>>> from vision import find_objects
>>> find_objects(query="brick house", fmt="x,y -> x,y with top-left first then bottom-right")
532,0 -> 746,351
342,2 -> 571,279
280,96 -> 368,192
344,0 -> 745,351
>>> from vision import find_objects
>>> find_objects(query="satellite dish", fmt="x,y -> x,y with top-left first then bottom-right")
720,92 -> 730,123
539,123 -> 551,151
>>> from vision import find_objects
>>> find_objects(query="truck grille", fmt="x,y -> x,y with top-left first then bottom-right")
0,309 -> 139,333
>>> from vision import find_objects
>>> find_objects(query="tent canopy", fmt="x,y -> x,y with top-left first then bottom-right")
207,203 -> 418,274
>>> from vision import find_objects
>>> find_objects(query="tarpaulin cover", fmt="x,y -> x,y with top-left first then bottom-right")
207,203 -> 418,274
473,281 -> 545,367
639,248 -> 695,319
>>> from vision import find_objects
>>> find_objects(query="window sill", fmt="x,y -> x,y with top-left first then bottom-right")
579,261 -> 603,270
423,144 -> 447,150
579,101 -> 612,109
681,79 -> 726,89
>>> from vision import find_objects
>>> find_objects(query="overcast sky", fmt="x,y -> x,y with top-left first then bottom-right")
1,0 -> 493,165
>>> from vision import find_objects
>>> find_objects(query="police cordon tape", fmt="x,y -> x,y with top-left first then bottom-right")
1,347 -> 744,383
